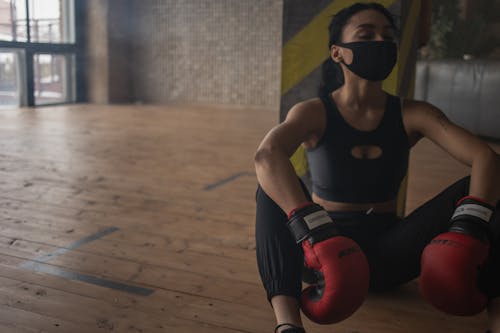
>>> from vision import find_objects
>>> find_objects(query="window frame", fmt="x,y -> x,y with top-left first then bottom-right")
0,0 -> 85,106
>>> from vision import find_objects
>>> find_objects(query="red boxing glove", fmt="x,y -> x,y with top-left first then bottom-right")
287,203 -> 369,324
419,196 -> 494,316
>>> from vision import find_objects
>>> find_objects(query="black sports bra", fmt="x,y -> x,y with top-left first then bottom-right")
306,93 -> 409,203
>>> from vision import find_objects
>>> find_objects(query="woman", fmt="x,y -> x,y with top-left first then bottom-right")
254,3 -> 500,333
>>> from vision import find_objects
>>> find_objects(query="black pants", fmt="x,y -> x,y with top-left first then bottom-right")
255,176 -> 500,303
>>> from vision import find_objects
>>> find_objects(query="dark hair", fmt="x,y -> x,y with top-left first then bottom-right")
318,2 -> 398,95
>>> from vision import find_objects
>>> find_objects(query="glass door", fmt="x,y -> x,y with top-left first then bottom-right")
0,48 -> 26,107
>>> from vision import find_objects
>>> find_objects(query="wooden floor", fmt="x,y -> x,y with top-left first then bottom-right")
0,104 -> 498,333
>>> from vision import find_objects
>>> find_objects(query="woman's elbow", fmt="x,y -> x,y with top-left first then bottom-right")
254,146 -> 274,167
477,146 -> 499,164
254,143 -> 287,170
473,145 -> 500,174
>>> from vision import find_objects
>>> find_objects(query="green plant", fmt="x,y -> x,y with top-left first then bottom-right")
426,0 -> 500,59
427,0 -> 459,59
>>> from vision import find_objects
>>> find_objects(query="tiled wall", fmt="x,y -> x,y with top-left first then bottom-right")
130,0 -> 283,108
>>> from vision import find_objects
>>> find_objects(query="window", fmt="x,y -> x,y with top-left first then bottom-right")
29,0 -> 74,43
0,0 -> 81,107
34,53 -> 74,105
0,49 -> 25,107
0,0 -> 28,41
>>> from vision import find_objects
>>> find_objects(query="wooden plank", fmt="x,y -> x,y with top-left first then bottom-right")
0,203 -> 256,262
0,209 -> 256,261
0,321 -> 40,333
0,275 -> 246,333
0,174 -> 258,226
0,237 -> 264,307
0,233 -> 260,285
0,303 -> 100,333
0,255 -> 273,333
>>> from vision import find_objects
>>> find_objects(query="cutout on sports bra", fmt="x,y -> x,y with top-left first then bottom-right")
350,145 -> 383,160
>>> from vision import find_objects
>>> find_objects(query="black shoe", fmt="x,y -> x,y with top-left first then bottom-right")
274,323 -> 305,333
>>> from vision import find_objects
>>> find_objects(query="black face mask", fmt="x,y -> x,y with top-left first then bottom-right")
335,41 -> 397,81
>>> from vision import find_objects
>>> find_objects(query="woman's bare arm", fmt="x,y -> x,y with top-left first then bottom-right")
404,100 -> 500,205
254,99 -> 326,214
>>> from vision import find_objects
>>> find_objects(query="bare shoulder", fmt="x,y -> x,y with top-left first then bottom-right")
285,97 -> 327,149
286,97 -> 326,122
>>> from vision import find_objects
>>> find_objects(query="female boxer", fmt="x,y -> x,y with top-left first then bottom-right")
254,3 -> 500,333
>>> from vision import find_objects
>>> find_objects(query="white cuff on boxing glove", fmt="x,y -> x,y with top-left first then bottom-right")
450,196 -> 494,242
287,202 -> 337,244
452,196 -> 494,223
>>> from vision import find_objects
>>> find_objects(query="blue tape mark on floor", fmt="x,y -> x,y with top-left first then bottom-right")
32,227 -> 119,263
21,262 -> 154,296
19,226 -> 154,296
204,172 -> 254,191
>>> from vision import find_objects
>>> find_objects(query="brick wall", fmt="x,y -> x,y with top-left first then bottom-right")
130,0 -> 283,108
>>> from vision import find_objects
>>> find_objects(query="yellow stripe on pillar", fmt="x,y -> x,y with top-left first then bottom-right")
383,0 -> 422,95
389,0 -> 422,217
